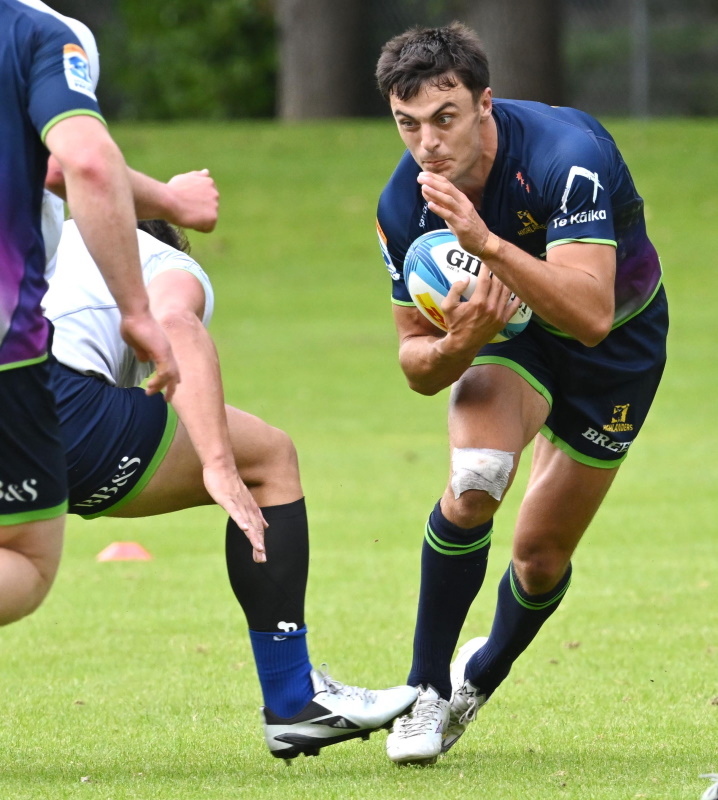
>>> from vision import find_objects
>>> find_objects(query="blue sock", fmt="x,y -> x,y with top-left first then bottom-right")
407,501 -> 492,700
466,560 -> 573,697
249,625 -> 314,718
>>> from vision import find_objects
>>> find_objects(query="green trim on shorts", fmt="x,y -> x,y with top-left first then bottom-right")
470,355 -> 554,409
391,298 -> 416,307
41,110 -> 106,142
545,237 -> 617,250
539,425 -> 626,469
0,499 -> 67,526
0,354 -> 48,372
79,404 -> 178,519
510,566 -> 572,609
425,521 -> 492,556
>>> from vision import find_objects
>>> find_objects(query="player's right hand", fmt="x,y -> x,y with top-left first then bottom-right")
119,312 -> 181,402
441,269 -> 518,352
165,169 -> 219,233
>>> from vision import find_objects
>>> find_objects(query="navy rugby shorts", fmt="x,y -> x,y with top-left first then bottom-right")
0,360 -> 68,524
472,285 -> 668,468
49,361 -> 177,518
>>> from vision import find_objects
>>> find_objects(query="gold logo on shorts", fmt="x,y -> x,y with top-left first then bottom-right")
603,404 -> 633,432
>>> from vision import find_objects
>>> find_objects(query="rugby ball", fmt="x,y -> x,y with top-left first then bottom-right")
403,228 -> 532,341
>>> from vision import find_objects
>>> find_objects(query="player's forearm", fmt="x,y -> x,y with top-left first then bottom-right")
128,169 -> 219,232
479,238 -> 614,345
160,311 -> 234,470
46,164 -> 178,220
128,169 -> 177,221
399,334 -> 477,395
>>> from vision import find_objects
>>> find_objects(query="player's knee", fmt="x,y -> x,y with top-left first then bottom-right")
451,447 -> 513,502
0,568 -> 54,626
262,426 -> 301,486
443,488 -> 496,528
512,551 -> 569,595
445,446 -> 513,526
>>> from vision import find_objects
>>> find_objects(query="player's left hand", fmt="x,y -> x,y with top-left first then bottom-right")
165,169 -> 220,233
202,465 -> 268,562
417,171 -> 493,257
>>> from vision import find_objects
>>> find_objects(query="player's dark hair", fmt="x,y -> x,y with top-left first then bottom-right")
376,21 -> 490,103
137,219 -> 191,254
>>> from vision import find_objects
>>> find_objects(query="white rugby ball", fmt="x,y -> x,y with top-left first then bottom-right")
403,228 -> 532,342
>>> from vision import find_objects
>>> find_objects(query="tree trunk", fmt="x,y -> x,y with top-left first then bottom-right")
464,0 -> 563,105
277,0 -> 367,119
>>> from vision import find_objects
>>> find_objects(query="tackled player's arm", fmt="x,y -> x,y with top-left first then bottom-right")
45,156 -> 219,233
147,269 -> 267,559
146,269 -> 229,470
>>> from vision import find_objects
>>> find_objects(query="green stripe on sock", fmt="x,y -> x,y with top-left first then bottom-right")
424,522 -> 492,556
509,567 -> 572,610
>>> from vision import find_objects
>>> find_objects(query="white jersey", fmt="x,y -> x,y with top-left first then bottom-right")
44,220 -> 214,387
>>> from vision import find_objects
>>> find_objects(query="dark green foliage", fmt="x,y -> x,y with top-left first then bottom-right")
98,0 -> 276,120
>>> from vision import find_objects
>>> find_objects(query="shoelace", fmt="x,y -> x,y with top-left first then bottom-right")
396,695 -> 444,735
453,684 -> 485,725
318,665 -> 378,702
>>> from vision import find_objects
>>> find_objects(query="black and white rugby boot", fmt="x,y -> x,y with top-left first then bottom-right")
261,666 -> 417,759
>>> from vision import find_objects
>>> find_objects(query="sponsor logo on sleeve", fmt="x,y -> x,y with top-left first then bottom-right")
551,165 -> 607,229
376,220 -> 400,280
63,43 -> 96,99
560,166 -> 603,213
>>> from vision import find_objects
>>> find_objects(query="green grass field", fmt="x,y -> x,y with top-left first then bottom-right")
1,118 -> 716,799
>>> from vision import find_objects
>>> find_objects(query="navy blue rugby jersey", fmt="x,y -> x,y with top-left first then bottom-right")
0,0 -> 102,369
376,98 -> 662,334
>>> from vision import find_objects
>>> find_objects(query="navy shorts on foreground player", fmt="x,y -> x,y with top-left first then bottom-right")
45,219 -> 416,759
372,23 -> 668,765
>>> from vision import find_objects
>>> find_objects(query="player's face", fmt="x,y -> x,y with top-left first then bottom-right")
390,80 -> 493,189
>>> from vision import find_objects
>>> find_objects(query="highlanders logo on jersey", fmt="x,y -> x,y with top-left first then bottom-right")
63,43 -> 95,99
516,210 -> 546,237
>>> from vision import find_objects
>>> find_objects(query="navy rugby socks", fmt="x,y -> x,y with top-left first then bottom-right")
465,560 -> 572,697
225,498 -> 314,718
407,500 -> 492,700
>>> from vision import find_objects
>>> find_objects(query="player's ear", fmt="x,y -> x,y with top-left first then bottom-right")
479,87 -> 492,120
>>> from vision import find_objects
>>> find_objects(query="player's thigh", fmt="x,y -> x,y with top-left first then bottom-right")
514,434 -> 619,565
441,364 -> 549,521
223,406 -> 300,497
114,405 -> 300,516
0,515 -> 65,586
448,363 -> 549,452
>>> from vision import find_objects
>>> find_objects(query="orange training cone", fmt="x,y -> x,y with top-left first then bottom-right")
96,542 -> 153,561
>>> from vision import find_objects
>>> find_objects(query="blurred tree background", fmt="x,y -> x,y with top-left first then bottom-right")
50,0 -> 718,120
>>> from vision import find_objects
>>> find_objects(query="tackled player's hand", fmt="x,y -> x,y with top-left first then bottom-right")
203,466 -> 268,563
